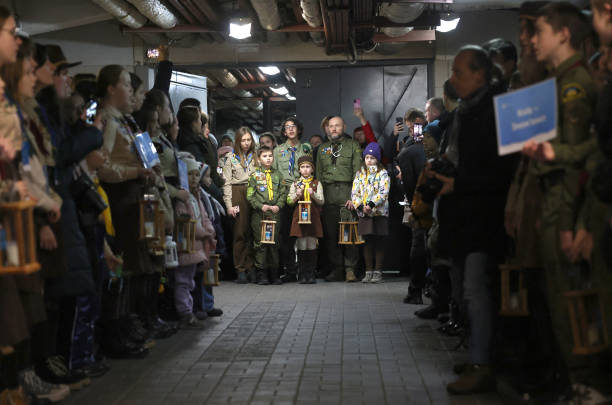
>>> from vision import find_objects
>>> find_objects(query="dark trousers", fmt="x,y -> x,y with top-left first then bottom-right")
321,205 -> 358,273
409,227 -> 428,290
279,205 -> 296,274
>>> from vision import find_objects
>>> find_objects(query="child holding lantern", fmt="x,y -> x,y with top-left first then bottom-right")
287,155 -> 324,284
172,154 -> 216,327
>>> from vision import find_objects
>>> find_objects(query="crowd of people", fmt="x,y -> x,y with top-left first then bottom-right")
0,0 -> 610,403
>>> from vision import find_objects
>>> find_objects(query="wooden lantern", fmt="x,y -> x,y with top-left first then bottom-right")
338,221 -> 365,245
139,194 -> 162,241
204,254 -> 220,286
0,200 -> 40,275
298,201 -> 311,224
499,264 -> 529,317
564,289 -> 609,355
260,220 -> 276,244
175,217 -> 196,253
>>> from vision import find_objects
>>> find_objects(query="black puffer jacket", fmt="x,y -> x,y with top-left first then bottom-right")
439,86 -> 518,260
177,127 -> 223,187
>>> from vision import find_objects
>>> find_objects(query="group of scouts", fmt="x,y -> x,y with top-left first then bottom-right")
222,115 -> 391,285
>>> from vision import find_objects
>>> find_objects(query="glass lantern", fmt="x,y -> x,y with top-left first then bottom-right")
139,194 -> 160,240
260,220 -> 276,244
298,201 -> 311,224
499,264 -> 529,317
204,253 -> 220,286
175,217 -> 196,253
0,200 -> 40,275
164,235 -> 178,268
564,289 -> 609,355
338,221 -> 365,245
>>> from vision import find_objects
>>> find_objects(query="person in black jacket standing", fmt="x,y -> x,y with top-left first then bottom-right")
431,46 -> 518,395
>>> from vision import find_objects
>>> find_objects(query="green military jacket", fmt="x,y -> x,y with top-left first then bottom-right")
533,53 -> 596,231
272,140 -> 312,186
315,136 -> 362,185
247,166 -> 288,218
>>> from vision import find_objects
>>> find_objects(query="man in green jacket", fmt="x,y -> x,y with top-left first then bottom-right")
248,146 -> 288,285
273,117 -> 312,281
316,116 -> 362,282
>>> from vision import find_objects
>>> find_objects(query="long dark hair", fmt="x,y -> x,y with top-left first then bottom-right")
0,6 -> 12,28
95,64 -> 125,99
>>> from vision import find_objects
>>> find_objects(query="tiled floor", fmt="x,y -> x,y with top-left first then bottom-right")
64,278 -> 508,405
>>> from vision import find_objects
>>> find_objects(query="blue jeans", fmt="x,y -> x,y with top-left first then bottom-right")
451,251 -> 493,365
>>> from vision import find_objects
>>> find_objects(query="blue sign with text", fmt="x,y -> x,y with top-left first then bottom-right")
134,132 -> 161,169
494,78 -> 557,155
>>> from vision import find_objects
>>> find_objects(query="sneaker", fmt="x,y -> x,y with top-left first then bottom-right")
361,271 -> 373,283
178,313 -> 204,328
72,361 -> 110,379
18,369 -> 70,402
370,271 -> 382,283
234,272 -> 248,284
446,364 -> 495,395
35,358 -> 89,391
207,308 -> 223,317
345,270 -> 357,282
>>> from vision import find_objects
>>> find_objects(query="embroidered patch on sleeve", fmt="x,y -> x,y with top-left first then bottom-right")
561,83 -> 586,104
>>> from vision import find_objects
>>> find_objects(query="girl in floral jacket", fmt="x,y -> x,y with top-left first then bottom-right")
351,142 -> 390,283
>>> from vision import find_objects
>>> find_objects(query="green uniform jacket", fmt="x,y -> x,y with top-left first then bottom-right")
316,136 -> 362,184
533,53 -> 596,231
273,141 -> 312,186
247,167 -> 288,219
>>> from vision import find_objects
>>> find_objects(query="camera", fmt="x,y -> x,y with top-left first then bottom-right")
416,158 -> 456,203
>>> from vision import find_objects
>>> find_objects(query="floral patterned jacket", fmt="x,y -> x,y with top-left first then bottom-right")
351,166 -> 390,217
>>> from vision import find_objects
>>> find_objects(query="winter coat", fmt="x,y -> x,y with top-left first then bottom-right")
351,167 -> 390,217
396,141 -> 425,202
174,192 -> 215,267
177,127 -> 223,188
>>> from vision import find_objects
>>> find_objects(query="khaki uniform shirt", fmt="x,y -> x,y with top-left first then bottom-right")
98,106 -> 141,183
222,152 -> 256,209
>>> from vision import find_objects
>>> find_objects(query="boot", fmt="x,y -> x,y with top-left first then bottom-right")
403,286 -> 423,304
298,251 -> 308,284
325,268 -> 344,282
446,364 -> 495,395
305,250 -> 317,284
256,269 -> 269,285
345,270 -> 357,282
234,271 -> 248,284
247,269 -> 257,283
370,271 -> 382,283
270,268 -> 283,285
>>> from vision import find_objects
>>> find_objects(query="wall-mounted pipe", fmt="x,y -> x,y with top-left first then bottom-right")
126,0 -> 178,29
249,0 -> 281,31
91,0 -> 147,29
379,2 -> 425,38
208,70 -> 239,88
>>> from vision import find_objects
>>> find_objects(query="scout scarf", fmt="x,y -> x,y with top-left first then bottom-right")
265,169 -> 274,200
234,152 -> 253,172
302,176 -> 313,201
288,146 -> 297,175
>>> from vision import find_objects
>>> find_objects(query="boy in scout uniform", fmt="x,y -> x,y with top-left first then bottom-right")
273,117 -> 312,281
248,146 -> 288,285
316,116 -> 362,282
522,2 -> 599,394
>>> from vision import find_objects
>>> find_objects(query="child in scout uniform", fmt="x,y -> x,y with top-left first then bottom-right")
247,146 -> 288,285
287,155 -> 324,284
173,155 -> 216,327
351,142 -> 390,283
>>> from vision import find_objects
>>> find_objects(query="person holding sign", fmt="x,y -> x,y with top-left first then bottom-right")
521,2 -> 601,397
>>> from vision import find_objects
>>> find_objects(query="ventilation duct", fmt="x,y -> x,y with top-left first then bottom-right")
299,0 -> 325,46
209,70 -> 239,88
379,2 -> 425,37
91,0 -> 147,29
126,0 -> 178,29
250,0 -> 281,31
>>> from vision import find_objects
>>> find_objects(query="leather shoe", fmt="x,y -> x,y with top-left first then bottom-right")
207,308 -> 223,317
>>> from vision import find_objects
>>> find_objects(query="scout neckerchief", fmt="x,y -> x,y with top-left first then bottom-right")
264,169 -> 274,200
302,176 -> 313,201
94,176 -> 116,237
234,152 -> 253,172
288,146 -> 297,175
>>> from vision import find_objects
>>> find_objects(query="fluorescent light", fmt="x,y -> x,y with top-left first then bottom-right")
259,66 -> 280,76
270,86 -> 288,95
229,18 -> 252,39
436,17 -> 460,33
286,95 -> 296,100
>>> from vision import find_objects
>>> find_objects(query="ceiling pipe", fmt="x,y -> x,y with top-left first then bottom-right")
378,1 -> 425,37
249,0 -> 281,31
209,69 -> 239,88
300,0 -> 325,46
91,0 -> 147,29
126,0 -> 178,29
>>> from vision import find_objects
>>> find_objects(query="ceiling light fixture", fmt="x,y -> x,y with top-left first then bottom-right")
229,17 -> 252,39
286,95 -> 296,101
270,86 -> 288,95
259,66 -> 281,76
436,14 -> 460,33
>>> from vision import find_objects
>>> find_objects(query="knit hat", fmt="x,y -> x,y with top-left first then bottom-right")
298,155 -> 314,168
362,142 -> 381,162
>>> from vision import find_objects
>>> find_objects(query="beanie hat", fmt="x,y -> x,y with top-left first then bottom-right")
298,155 -> 314,168
177,151 -> 201,174
362,142 -> 381,162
